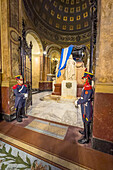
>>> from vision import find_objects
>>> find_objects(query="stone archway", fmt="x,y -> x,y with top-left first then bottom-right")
26,31 -> 43,91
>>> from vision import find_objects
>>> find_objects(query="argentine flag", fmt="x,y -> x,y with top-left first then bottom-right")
57,45 -> 74,78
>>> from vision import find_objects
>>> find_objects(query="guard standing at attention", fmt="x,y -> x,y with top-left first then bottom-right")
75,70 -> 94,144
13,75 -> 28,122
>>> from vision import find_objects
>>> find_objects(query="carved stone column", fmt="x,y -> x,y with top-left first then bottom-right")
92,0 -> 113,155
47,56 -> 50,74
32,54 -> 40,90
42,54 -> 45,81
40,55 -> 43,81
44,56 -> 48,81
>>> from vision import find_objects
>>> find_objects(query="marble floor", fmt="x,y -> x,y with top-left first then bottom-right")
0,119 -> 113,170
27,92 -> 83,128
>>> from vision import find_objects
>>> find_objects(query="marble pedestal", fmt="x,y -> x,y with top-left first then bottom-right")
47,74 -> 55,81
52,84 -> 61,95
61,80 -> 77,98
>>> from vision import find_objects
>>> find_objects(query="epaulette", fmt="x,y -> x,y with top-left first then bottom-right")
12,84 -> 18,89
24,84 -> 27,87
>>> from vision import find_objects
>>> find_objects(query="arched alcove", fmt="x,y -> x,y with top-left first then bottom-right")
48,50 -> 60,75
46,44 -> 61,81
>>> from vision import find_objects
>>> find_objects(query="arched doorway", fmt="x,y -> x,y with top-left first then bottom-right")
26,32 -> 43,92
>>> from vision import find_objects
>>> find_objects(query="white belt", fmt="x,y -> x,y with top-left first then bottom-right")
19,85 -> 24,92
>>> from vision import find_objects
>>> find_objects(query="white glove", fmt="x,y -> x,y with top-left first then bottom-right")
24,93 -> 28,98
75,100 -> 78,107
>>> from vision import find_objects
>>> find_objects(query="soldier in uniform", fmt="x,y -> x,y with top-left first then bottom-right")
13,75 -> 28,122
75,70 -> 93,144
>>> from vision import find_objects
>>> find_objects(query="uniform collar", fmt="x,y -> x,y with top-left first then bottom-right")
18,83 -> 23,86
84,82 -> 92,90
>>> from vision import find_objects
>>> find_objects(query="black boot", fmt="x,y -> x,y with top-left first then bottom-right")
78,122 -> 89,144
21,107 -> 28,118
85,122 -> 90,143
16,108 -> 22,122
78,122 -> 86,142
79,122 -> 86,135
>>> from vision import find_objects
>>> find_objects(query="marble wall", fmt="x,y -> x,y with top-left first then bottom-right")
93,93 -> 113,142
0,1 -> 1,72
95,0 -> 113,84
93,0 -> 113,154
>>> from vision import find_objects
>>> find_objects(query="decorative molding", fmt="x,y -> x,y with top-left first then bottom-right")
35,22 -> 91,44
95,83 -> 113,94
1,80 -> 16,87
9,28 -> 20,44
1,81 -> 10,87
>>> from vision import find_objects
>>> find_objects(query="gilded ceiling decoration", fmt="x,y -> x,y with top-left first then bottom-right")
23,0 -> 91,45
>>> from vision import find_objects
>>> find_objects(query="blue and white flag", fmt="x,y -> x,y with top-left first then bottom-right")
57,45 -> 74,78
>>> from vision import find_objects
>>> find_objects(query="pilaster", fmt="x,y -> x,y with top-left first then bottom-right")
0,0 -> 22,121
92,0 -> 113,155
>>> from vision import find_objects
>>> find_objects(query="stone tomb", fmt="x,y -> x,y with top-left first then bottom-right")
52,54 -> 85,98
62,80 -> 77,98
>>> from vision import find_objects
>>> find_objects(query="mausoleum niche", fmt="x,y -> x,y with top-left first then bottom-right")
46,44 -> 61,81
50,51 -> 60,75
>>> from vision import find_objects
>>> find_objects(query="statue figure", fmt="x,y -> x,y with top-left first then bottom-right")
65,54 -> 76,80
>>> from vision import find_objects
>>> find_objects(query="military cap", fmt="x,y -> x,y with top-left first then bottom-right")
82,69 -> 93,80
15,75 -> 23,80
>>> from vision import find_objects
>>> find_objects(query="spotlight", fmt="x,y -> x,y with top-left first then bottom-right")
43,51 -> 46,55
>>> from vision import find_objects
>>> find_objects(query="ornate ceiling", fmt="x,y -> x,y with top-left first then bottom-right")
23,0 -> 91,45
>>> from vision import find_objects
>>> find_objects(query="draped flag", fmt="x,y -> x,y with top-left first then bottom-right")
57,45 -> 74,78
